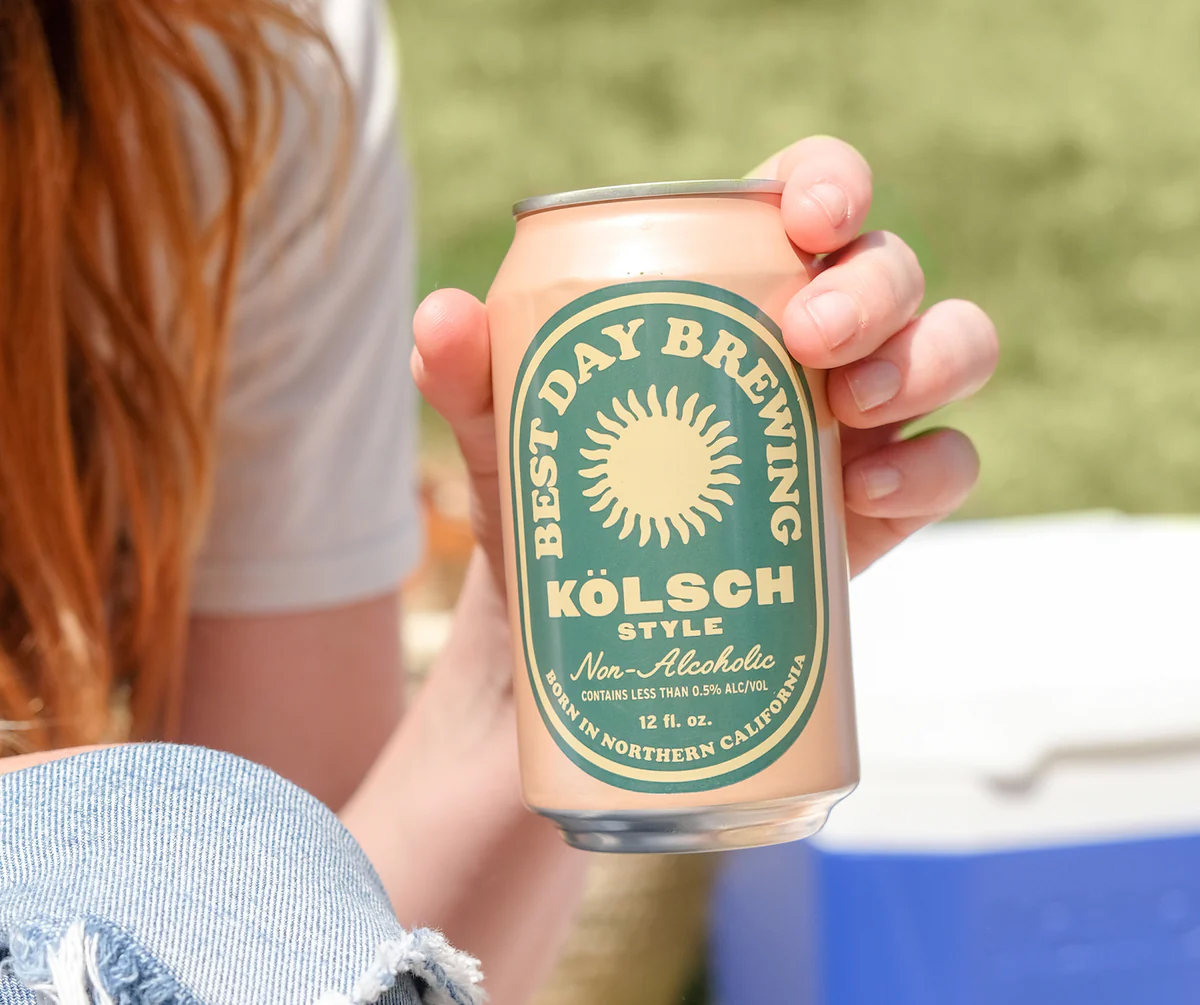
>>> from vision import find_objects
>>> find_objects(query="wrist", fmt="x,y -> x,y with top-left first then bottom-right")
341,547 -> 527,849
419,547 -> 514,730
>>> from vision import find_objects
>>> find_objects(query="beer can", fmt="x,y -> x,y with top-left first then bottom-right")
487,180 -> 858,853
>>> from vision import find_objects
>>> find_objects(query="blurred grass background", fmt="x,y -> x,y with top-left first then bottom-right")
390,1 -> 1200,1002
393,0 -> 1200,518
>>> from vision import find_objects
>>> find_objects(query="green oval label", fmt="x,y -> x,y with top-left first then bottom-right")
509,280 -> 829,793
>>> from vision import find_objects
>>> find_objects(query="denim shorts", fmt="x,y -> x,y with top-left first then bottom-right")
0,744 -> 483,1005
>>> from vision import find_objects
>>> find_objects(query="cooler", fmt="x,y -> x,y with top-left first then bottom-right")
709,514 -> 1200,1004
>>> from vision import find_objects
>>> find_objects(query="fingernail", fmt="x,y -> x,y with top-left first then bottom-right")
861,463 -> 903,501
804,290 -> 861,351
845,359 -> 902,412
805,182 -> 850,228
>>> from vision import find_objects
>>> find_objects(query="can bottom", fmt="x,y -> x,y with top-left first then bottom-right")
536,785 -> 857,855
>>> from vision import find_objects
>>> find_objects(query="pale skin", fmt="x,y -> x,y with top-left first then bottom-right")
1,137 -> 998,1005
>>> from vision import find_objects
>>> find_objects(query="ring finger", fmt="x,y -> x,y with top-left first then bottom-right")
827,298 -> 998,429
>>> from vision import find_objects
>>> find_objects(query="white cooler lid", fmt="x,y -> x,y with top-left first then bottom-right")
818,513 -> 1200,851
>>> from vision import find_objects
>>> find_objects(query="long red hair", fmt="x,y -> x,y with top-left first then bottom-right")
0,0 -> 338,752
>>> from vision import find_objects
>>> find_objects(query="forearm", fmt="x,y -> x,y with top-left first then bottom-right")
341,553 -> 587,1005
181,594 -> 406,810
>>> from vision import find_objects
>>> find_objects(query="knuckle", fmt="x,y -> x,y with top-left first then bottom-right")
802,134 -> 870,168
936,429 -> 981,484
819,135 -> 873,182
858,254 -> 905,324
884,233 -> 926,300
936,300 -> 999,380
961,301 -> 1000,359
852,232 -> 924,323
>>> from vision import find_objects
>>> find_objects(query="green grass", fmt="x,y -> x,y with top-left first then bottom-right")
392,0 -> 1200,518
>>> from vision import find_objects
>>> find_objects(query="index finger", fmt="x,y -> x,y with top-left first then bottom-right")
750,135 -> 873,255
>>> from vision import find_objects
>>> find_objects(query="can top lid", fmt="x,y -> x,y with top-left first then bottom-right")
512,178 -> 785,217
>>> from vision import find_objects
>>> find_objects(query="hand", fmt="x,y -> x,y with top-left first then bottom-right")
417,136 -> 997,581
370,135 -> 997,1005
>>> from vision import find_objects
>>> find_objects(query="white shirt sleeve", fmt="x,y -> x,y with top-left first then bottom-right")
190,0 -> 422,614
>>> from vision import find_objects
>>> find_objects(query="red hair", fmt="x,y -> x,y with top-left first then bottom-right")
0,0 -> 339,751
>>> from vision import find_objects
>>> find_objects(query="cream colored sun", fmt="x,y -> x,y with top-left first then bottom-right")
579,385 -> 742,548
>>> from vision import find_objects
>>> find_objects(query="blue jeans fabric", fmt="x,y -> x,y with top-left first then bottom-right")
0,744 -> 483,1005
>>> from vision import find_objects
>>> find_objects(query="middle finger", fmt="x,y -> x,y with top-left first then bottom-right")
828,298 -> 998,429
781,230 -> 924,369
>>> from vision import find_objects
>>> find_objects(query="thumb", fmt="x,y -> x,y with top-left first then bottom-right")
412,289 -> 504,571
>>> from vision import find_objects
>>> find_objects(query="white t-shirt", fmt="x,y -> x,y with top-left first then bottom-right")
190,0 -> 421,614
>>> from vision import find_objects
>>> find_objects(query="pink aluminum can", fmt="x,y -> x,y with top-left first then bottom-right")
487,180 -> 858,852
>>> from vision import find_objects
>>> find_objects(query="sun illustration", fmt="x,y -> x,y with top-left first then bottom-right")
579,385 -> 742,548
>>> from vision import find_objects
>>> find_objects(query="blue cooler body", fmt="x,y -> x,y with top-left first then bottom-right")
712,832 -> 1200,1005
709,517 -> 1200,1005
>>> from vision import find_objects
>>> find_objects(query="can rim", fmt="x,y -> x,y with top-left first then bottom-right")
512,178 -> 786,217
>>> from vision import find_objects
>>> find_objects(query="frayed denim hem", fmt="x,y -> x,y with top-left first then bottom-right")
4,920 -> 483,1005
5,920 -> 199,1005
315,928 -> 484,1005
